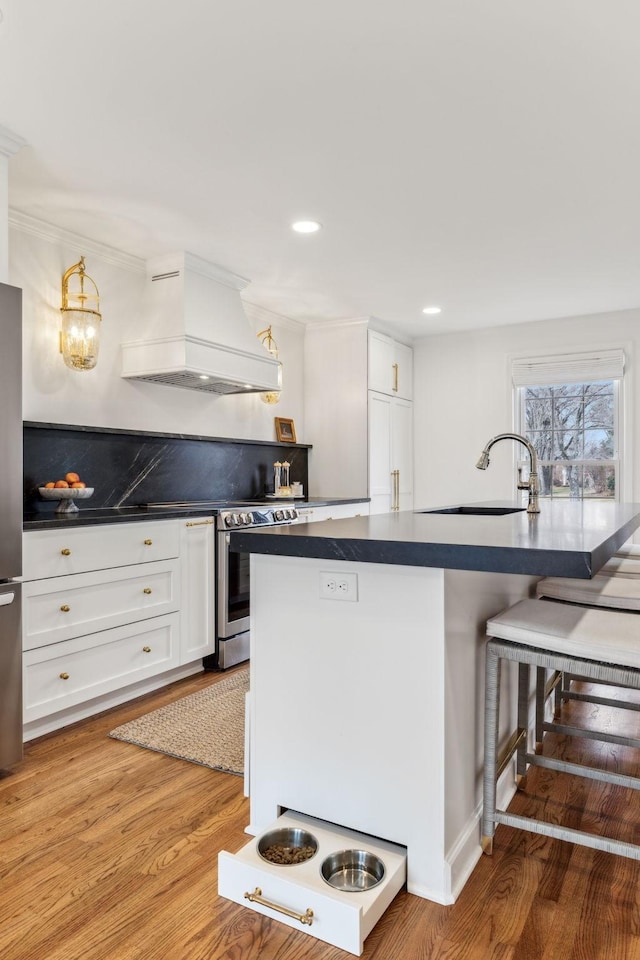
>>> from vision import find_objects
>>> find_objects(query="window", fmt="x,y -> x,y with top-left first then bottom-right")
513,350 -> 624,502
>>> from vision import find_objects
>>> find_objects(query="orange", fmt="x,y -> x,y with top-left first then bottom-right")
70,481 -> 86,489
44,482 -> 55,489
65,472 -> 80,484
54,480 -> 69,488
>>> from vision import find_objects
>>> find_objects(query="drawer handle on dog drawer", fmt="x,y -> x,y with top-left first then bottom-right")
143,588 -> 152,594
142,646 -> 151,653
59,672 -> 69,680
143,539 -> 153,546
244,888 -> 314,926
61,548 -> 71,556
60,604 -> 70,612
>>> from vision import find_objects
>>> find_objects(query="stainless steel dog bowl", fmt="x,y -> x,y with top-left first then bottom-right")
320,849 -> 386,892
257,827 -> 318,865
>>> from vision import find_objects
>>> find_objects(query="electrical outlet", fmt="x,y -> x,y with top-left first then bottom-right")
320,571 -> 358,601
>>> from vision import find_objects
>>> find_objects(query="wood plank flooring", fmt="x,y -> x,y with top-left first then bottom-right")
2,670 -> 640,959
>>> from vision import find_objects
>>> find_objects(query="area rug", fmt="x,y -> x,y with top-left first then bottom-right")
109,667 -> 249,775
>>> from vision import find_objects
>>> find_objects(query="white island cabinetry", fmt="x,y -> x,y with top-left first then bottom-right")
22,516 -> 214,740
304,320 -> 413,514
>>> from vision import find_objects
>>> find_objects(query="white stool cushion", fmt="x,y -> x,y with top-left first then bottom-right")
487,598 -> 640,669
536,575 -> 640,610
599,557 -> 640,578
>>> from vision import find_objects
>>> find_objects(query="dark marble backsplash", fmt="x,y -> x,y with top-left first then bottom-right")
24,422 -> 310,514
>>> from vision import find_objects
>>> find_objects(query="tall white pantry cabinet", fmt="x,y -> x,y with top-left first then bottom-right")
304,320 -> 413,513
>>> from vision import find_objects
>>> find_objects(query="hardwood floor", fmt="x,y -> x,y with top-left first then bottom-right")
2,671 -> 640,960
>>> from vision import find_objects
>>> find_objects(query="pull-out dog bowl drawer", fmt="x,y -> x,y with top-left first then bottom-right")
218,811 -> 406,956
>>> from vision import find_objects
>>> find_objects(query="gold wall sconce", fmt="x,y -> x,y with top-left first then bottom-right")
60,256 -> 102,371
257,325 -> 282,404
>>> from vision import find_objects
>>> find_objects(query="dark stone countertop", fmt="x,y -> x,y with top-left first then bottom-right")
229,500 -> 640,579
23,497 -> 369,531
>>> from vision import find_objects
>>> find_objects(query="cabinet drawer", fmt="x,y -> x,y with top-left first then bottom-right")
23,560 -> 180,650
23,614 -> 180,721
218,812 -> 406,956
23,520 -> 180,580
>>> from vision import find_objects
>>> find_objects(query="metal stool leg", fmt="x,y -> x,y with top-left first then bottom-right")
482,641 -> 501,854
516,661 -> 530,785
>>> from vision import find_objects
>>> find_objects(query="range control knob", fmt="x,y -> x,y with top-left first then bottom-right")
224,514 -> 233,527
239,513 -> 248,525
291,509 -> 298,520
245,512 -> 254,525
275,509 -> 284,521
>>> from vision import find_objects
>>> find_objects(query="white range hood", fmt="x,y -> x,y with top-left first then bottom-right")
121,252 -> 281,395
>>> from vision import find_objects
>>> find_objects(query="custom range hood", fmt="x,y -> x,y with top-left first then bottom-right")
121,252 -> 281,395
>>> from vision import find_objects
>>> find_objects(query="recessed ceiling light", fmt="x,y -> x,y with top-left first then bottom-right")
291,220 -> 322,234
199,374 -> 210,380
422,305 -> 442,316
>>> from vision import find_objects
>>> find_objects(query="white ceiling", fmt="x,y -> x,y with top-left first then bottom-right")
1,0 -> 639,339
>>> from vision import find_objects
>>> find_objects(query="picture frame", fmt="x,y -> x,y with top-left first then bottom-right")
275,417 -> 296,443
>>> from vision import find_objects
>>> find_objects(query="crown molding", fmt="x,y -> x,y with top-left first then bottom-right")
8,209 -> 146,274
0,125 -> 27,158
242,299 -> 305,333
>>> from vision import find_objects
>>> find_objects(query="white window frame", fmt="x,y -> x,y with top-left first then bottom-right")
511,348 -> 629,502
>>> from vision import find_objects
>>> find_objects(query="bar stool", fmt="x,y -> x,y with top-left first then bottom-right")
534,574 -> 640,738
482,597 -> 640,858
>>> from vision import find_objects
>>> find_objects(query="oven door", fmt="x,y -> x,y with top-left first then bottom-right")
218,530 -> 251,639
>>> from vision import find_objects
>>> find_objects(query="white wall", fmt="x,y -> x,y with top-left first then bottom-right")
8,219 -> 305,442
413,311 -> 638,508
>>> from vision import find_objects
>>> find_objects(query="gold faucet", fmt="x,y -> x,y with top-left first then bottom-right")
476,432 -> 540,514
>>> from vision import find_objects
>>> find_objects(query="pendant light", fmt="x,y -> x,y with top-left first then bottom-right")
60,256 -> 102,371
257,325 -> 282,404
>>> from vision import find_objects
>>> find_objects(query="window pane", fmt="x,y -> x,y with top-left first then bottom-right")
553,431 -> 583,460
519,376 -> 617,502
584,429 -> 614,459
583,464 -> 616,498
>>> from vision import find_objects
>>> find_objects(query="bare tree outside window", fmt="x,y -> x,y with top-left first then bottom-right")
521,381 -> 617,500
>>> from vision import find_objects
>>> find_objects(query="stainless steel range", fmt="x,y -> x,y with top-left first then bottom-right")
216,504 -> 299,668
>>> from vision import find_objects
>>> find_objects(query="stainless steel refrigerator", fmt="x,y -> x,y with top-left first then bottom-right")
0,282 -> 22,769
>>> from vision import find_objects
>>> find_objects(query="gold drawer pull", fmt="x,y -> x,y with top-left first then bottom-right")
186,519 -> 214,527
60,604 -> 71,613
392,361 -> 399,392
143,539 -> 153,546
59,672 -> 69,680
61,548 -> 71,556
143,588 -> 152,595
142,646 -> 151,653
244,888 -> 313,926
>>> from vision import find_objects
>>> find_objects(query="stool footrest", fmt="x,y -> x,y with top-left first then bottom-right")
561,690 -> 640,713
541,720 -> 640,751
525,752 -> 640,790
494,810 -> 640,860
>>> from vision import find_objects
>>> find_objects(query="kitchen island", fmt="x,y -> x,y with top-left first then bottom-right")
231,500 -> 640,905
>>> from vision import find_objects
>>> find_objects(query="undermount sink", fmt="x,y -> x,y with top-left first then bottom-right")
420,506 -> 526,516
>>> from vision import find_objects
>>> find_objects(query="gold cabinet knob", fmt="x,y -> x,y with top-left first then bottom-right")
60,604 -> 71,613
59,672 -> 69,680
61,548 -> 71,556
142,646 -> 151,653
143,587 -> 152,595
143,539 -> 153,546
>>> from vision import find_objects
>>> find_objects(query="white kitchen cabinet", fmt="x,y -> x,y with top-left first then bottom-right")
179,516 -> 216,661
304,319 -> 414,509
22,517 -> 211,739
368,392 -> 413,514
24,614 -> 180,723
368,329 -> 413,400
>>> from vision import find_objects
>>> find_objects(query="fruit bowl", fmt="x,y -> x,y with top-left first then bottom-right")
38,487 -> 94,514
